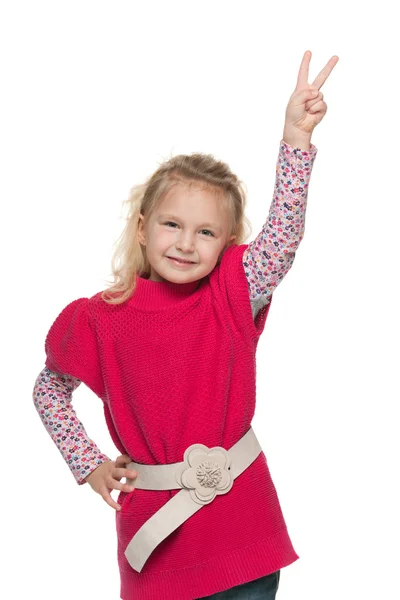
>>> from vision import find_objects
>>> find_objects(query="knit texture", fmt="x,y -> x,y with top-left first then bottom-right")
44,243 -> 298,600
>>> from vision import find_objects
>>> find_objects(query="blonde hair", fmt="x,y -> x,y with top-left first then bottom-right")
101,152 -> 252,305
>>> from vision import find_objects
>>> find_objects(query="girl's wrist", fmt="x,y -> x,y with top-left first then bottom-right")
282,128 -> 312,151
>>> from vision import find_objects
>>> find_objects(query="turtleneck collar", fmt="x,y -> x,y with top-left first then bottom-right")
129,273 -> 204,309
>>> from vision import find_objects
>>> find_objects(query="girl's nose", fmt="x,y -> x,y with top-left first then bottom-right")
176,235 -> 195,252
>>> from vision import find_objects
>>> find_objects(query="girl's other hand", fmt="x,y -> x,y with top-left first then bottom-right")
84,453 -> 137,511
283,50 -> 339,138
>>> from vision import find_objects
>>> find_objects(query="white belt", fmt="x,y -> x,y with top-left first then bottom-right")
124,426 -> 263,572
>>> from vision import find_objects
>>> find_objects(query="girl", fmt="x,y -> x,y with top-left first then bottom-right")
33,50 -> 338,600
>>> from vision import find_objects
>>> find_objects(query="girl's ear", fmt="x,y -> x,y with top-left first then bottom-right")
138,214 -> 146,246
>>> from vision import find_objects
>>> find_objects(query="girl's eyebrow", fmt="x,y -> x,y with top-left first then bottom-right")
158,214 -> 222,233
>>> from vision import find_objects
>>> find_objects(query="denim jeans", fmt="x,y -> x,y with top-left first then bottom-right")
196,571 -> 280,599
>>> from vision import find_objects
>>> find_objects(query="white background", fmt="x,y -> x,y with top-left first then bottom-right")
1,1 -> 399,599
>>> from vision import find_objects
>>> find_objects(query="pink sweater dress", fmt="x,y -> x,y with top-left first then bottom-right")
33,140 -> 317,599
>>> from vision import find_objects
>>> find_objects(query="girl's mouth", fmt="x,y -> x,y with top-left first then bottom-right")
167,257 -> 195,266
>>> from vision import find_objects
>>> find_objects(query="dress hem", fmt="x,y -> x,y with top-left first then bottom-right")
120,527 -> 298,600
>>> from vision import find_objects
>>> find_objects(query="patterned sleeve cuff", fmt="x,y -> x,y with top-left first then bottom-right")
75,452 -> 112,486
280,138 -> 318,160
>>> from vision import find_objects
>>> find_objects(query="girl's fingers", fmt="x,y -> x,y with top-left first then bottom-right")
100,488 -> 124,512
296,50 -> 311,89
112,466 -> 137,482
97,473 -> 137,512
305,91 -> 323,111
296,51 -> 339,92
115,454 -> 131,467
308,100 -> 327,114
311,55 -> 339,90
107,473 -> 136,493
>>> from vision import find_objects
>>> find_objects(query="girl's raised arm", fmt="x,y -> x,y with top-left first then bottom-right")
243,138 -> 318,318
243,50 -> 338,318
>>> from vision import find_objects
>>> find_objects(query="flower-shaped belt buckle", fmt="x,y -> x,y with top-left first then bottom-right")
175,443 -> 234,505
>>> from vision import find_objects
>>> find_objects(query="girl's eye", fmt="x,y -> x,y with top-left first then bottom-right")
164,222 -> 214,237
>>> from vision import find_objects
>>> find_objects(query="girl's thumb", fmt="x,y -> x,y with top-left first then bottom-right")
116,453 -> 131,466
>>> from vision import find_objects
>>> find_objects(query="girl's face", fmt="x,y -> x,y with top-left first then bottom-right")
138,182 -> 235,283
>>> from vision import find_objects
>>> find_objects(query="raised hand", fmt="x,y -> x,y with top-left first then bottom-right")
283,50 -> 339,144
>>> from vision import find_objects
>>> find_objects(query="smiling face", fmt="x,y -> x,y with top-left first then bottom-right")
138,181 -> 236,283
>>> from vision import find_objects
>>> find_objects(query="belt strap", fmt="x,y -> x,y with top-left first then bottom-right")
123,426 -> 262,572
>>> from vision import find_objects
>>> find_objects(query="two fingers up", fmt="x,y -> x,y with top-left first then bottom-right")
285,50 -> 339,135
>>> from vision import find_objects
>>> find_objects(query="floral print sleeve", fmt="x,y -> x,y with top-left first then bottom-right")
32,367 -> 112,485
244,139 -> 318,317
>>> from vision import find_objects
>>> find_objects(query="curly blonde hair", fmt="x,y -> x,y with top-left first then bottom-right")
101,152 -> 252,305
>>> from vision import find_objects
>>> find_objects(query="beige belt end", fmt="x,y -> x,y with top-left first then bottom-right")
124,426 -> 262,572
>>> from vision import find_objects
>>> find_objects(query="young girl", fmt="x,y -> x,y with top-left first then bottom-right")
33,50 -> 338,600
